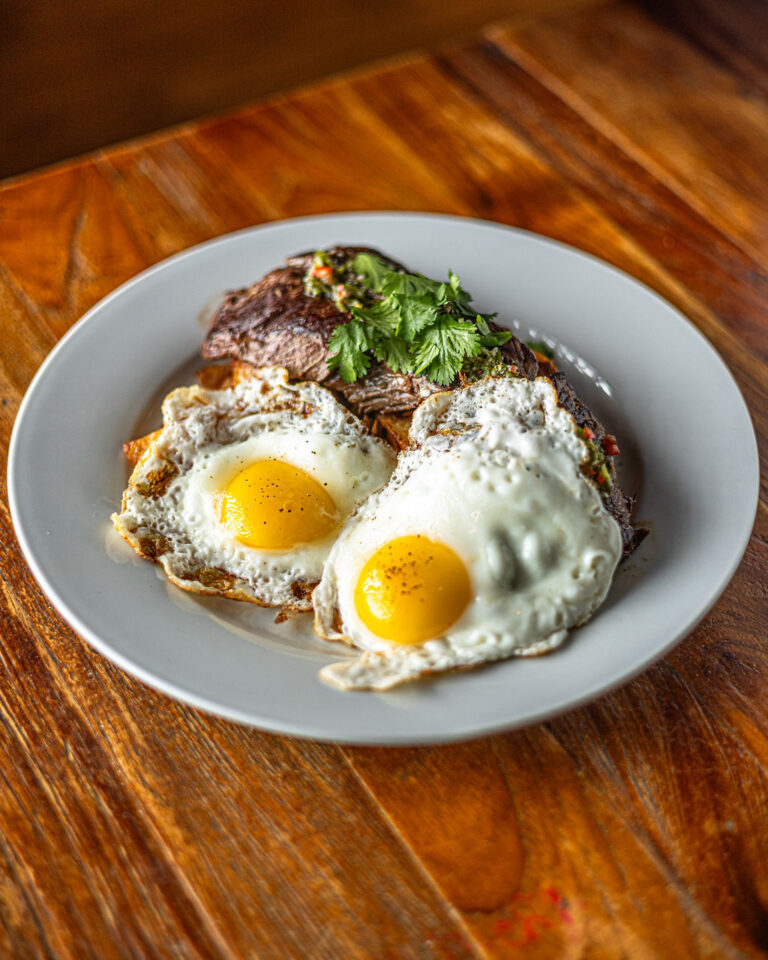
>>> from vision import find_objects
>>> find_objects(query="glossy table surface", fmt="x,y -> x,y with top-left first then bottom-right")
0,1 -> 766,957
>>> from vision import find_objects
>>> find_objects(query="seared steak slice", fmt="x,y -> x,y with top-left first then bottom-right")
202,263 -> 340,383
202,246 -> 406,385
327,364 -> 444,416
499,332 -> 541,380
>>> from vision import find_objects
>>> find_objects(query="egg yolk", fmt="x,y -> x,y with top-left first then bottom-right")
220,459 -> 338,550
354,536 -> 471,645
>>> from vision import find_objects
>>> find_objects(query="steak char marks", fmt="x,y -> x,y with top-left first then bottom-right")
202,249 -> 352,384
202,246 -> 642,556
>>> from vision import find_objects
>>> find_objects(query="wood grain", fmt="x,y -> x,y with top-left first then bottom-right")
1,2 -> 767,957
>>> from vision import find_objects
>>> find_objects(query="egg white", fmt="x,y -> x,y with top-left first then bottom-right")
314,376 -> 623,689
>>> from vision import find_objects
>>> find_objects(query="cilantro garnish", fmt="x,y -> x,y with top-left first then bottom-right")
325,253 -> 511,386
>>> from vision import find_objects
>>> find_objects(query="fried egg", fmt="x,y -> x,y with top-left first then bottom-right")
314,376 -> 623,689
113,367 -> 395,613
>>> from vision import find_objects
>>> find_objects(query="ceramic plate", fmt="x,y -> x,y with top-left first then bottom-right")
7,213 -> 759,744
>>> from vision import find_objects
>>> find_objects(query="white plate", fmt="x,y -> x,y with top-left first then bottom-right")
8,213 -> 759,744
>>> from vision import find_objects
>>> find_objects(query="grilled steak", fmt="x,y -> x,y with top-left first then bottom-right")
202,247 -> 403,385
201,246 -> 643,556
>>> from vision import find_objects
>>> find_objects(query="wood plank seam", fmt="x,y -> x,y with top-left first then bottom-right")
483,16 -> 768,270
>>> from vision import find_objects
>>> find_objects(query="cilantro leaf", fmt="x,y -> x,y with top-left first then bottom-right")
474,313 -> 490,336
446,271 -> 473,311
352,298 -> 400,338
412,317 -> 483,385
374,337 -> 412,373
393,293 -> 438,341
383,271 -> 440,298
327,320 -> 373,382
480,328 -> 512,348
350,252 -> 392,289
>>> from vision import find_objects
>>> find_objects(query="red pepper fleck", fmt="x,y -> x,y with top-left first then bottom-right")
583,426 -> 596,440
312,264 -> 333,282
603,435 -> 620,456
596,473 -> 605,484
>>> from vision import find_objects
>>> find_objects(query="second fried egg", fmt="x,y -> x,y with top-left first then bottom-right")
314,376 -> 623,689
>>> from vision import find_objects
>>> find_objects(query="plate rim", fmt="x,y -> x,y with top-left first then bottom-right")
7,211 -> 760,744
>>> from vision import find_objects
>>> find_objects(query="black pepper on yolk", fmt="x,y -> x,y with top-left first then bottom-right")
354,535 -> 472,644
219,459 -> 339,550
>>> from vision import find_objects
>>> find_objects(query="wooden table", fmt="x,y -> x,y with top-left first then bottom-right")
1,2 -> 766,956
